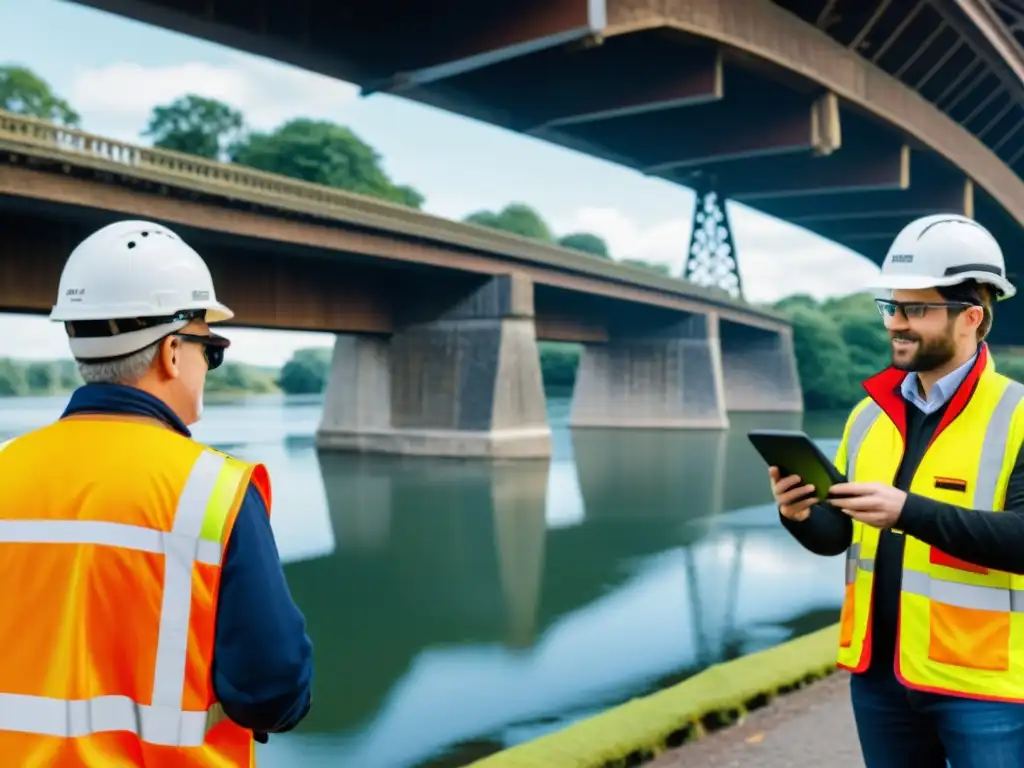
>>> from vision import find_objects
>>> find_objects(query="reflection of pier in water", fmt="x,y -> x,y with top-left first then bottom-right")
278,411 -> 833,750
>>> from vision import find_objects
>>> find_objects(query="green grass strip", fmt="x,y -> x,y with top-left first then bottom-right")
470,623 -> 840,768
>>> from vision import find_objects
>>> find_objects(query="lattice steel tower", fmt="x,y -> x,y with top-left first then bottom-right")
683,189 -> 743,299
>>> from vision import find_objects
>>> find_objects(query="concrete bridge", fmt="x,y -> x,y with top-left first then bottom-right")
0,112 -> 800,459
70,0 -> 1024,339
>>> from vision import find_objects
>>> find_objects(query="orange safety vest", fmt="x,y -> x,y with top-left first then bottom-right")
0,415 -> 272,766
833,344 -> 1024,701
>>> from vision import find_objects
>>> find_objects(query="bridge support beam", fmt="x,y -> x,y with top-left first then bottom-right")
569,313 -> 729,430
316,274 -> 551,459
719,321 -> 803,412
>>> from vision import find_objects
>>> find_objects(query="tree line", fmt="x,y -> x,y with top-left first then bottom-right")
0,357 -> 282,397
0,64 -> 670,273
0,346 -> 568,398
7,297 -> 1024,405
545,293 -> 1024,411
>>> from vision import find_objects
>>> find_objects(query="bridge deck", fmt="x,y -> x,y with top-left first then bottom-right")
0,110 -> 786,333
648,672 -> 860,768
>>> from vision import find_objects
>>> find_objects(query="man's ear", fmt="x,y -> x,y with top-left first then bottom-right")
158,335 -> 181,380
963,305 -> 985,335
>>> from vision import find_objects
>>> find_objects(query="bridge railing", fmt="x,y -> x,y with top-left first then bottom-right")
0,110 -> 788,323
0,110 -> 408,217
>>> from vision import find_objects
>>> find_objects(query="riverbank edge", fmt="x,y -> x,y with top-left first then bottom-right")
469,622 -> 841,768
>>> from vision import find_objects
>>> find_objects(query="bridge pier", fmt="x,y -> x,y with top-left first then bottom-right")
719,322 -> 803,412
569,313 -> 729,430
316,274 -> 551,459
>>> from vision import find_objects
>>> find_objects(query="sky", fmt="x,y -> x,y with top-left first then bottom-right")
0,0 -> 881,366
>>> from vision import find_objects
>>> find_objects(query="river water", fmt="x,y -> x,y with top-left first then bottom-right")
0,394 -> 849,767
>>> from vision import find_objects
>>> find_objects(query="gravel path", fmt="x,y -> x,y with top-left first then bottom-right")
646,672 -> 863,767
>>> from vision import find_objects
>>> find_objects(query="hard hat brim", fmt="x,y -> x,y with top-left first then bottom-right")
69,321 -> 191,361
865,272 -> 1017,300
202,302 -> 234,323
62,301 -> 234,361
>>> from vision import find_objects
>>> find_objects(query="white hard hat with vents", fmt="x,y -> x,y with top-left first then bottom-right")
49,220 -> 234,360
866,214 -> 1015,299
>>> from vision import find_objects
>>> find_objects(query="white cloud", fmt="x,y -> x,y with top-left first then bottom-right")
551,203 -> 881,303
68,54 -> 359,140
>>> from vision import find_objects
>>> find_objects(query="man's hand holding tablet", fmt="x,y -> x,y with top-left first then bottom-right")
768,466 -> 819,521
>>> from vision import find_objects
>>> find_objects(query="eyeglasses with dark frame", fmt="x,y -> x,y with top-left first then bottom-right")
874,299 -> 978,320
173,333 -> 230,371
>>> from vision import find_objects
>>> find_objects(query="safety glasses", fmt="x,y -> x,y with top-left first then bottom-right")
174,332 -> 230,371
874,299 -> 975,320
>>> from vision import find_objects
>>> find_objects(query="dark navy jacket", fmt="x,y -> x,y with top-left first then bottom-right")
62,384 -> 313,741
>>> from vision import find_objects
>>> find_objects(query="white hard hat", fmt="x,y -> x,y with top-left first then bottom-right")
49,220 -> 234,360
865,214 -> 1015,299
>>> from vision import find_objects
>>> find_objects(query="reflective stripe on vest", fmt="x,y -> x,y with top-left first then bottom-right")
841,402 -> 882,585
844,401 -> 882,483
897,381 -> 1024,621
969,379 -> 1024,510
845,542 -> 875,584
902,569 -> 1024,612
0,449 -> 245,747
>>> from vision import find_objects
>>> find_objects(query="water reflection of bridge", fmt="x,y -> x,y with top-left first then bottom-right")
272,412 -> 843,765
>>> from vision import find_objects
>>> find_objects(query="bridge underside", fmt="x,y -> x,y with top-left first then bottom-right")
0,185 -> 801,458
71,0 -> 1024,344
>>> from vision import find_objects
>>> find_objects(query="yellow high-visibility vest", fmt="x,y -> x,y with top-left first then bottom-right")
834,345 -> 1024,700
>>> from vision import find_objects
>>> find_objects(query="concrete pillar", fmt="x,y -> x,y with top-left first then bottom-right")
719,322 -> 803,412
569,313 -> 729,430
316,274 -> 551,458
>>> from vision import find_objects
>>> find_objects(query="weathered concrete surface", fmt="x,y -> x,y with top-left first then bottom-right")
647,672 -> 862,768
316,274 -> 551,458
720,321 -> 803,412
570,313 -> 729,430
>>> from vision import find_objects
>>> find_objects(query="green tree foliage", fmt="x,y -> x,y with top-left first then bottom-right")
538,342 -> 581,391
0,359 -> 28,396
783,305 -> 861,410
57,361 -> 83,391
822,293 -> 890,383
230,119 -> 424,208
0,64 -> 79,126
128,80 -> 669,274
24,361 -> 60,394
558,232 -> 610,258
775,292 -> 893,410
998,356 -> 1024,382
206,362 -> 278,394
142,94 -> 245,159
277,348 -> 332,395
464,203 -> 554,241
0,357 -> 277,398
463,203 -> 676,273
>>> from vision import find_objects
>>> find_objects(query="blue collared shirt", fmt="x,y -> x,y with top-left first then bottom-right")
61,383 -> 313,739
900,351 -> 978,414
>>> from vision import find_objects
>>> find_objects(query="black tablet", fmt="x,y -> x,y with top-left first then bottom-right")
747,429 -> 847,500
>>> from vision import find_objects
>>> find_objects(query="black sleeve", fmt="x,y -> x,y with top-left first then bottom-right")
898,445 -> 1024,574
779,502 -> 853,557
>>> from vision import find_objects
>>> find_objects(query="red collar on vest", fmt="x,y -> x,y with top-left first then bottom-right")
861,343 -> 988,448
